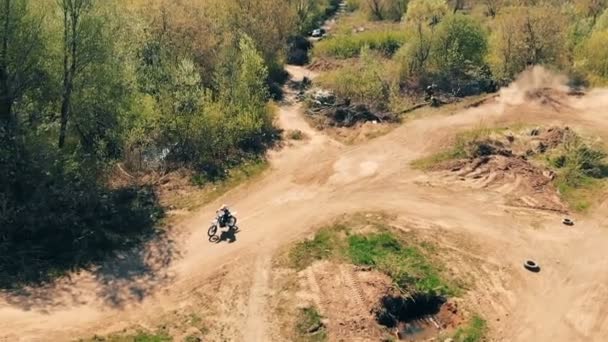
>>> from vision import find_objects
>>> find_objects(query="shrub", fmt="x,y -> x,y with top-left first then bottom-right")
287,36 -> 313,66
316,46 -> 390,109
287,129 -> 305,140
314,30 -> 407,58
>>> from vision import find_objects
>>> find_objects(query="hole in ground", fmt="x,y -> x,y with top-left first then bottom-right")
376,293 -> 449,340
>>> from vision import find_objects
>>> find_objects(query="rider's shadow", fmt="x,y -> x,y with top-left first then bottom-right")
218,227 -> 238,243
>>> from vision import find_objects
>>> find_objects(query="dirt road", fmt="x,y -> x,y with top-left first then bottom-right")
2,67 -> 608,341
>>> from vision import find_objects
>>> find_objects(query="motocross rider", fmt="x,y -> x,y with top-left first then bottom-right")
217,204 -> 233,227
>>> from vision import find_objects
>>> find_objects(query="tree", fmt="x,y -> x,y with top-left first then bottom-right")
432,14 -> 487,74
367,0 -> 384,20
398,0 -> 448,76
594,7 -> 608,30
576,30 -> 608,84
482,0 -> 503,17
488,6 -> 568,82
576,0 -> 608,24
450,0 -> 466,13
288,0 -> 319,33
406,0 -> 448,26
0,0 -> 43,133
385,0 -> 408,21
58,0 -> 94,148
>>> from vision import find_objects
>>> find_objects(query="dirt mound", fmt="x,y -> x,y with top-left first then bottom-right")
534,126 -> 572,150
433,127 -> 573,212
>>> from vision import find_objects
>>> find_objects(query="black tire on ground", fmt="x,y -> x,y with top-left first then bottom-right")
209,235 -> 220,243
208,224 -> 218,237
524,260 -> 540,272
562,218 -> 574,226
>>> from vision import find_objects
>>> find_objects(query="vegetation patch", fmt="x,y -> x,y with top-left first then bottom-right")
286,215 -> 458,295
413,125 -> 608,212
81,331 -> 172,342
162,159 -> 268,212
347,233 -> 456,295
295,307 -> 328,342
287,129 -> 306,140
314,30 -> 407,59
288,226 -> 345,270
544,134 -> 608,211
452,315 -> 488,342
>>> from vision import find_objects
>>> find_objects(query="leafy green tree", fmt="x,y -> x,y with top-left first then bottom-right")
488,6 -> 568,82
575,30 -> 608,85
594,7 -> 608,30
432,14 -> 487,75
0,0 -> 44,133
395,0 -> 448,78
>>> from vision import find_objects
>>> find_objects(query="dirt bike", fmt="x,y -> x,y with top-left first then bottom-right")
208,211 -> 238,242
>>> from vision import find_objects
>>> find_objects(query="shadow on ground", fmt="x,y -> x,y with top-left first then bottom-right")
0,186 -> 180,311
1,230 -> 178,311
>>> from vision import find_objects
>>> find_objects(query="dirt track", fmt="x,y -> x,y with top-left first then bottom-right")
2,66 -> 608,341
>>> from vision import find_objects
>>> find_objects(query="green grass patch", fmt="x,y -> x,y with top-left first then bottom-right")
544,133 -> 608,212
288,226 -> 345,270
286,215 -> 458,296
314,30 -> 407,59
295,307 -> 327,342
81,331 -> 172,342
347,233 -> 456,296
452,315 -> 488,342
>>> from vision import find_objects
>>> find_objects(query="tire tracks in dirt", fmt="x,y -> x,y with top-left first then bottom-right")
243,254 -> 272,342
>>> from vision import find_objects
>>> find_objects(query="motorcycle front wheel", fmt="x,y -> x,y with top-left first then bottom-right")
208,224 -> 218,237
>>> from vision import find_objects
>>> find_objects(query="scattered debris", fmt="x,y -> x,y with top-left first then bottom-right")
307,88 -> 397,127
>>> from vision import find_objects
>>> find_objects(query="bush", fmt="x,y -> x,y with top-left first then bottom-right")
316,46 -> 390,110
547,133 -> 608,210
287,129 -> 305,140
287,36 -> 312,65
433,14 -> 488,70
314,30 -> 407,58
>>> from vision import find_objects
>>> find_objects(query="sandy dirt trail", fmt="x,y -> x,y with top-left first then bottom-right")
2,67 -> 608,341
